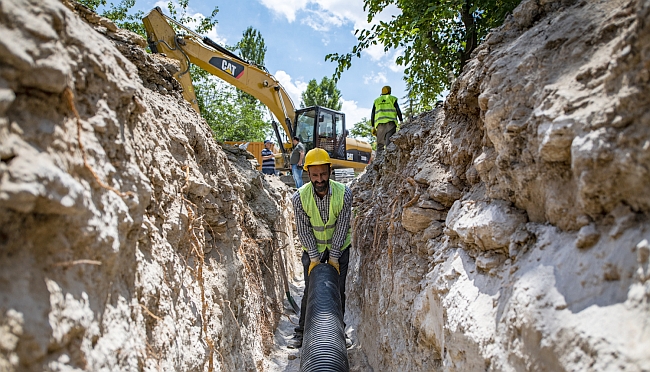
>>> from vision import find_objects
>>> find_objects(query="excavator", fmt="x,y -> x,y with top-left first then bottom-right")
142,7 -> 372,176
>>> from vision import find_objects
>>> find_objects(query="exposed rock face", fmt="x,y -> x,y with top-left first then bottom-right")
349,0 -> 650,370
0,1 -> 299,370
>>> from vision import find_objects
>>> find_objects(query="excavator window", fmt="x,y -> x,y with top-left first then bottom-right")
334,113 -> 346,159
317,112 -> 336,154
295,108 -> 317,152
294,106 -> 348,160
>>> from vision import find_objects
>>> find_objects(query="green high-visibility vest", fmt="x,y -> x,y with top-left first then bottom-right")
298,180 -> 352,253
373,94 -> 398,127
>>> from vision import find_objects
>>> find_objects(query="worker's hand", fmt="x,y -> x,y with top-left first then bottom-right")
308,259 -> 319,275
328,258 -> 340,274
371,127 -> 377,136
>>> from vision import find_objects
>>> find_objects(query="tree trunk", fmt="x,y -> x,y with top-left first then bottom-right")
460,0 -> 477,70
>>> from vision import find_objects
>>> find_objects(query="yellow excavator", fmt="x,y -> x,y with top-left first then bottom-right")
142,7 -> 372,174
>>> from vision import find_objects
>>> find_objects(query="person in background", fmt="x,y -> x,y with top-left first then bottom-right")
287,148 -> 353,349
370,85 -> 403,152
290,136 -> 306,188
261,139 -> 276,175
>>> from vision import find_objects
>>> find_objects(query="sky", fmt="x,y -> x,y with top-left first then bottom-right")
133,0 -> 406,127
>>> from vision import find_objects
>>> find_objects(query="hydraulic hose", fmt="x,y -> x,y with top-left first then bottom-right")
299,264 -> 349,372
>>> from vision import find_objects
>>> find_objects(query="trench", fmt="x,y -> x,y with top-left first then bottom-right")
1,0 -> 649,371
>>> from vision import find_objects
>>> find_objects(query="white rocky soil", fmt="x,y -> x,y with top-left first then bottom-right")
348,0 -> 650,370
1,0 -> 649,371
0,0 -> 304,370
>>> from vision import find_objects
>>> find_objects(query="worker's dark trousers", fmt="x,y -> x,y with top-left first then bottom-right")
376,121 -> 397,152
294,247 -> 350,335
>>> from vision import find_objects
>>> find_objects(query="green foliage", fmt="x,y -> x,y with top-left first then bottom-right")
300,77 -> 342,110
165,0 -> 219,35
326,0 -> 521,111
162,5 -> 269,141
78,0 -> 145,36
236,27 -> 267,66
193,67 -> 269,142
77,0 -> 105,10
349,117 -> 376,149
234,27 -> 267,104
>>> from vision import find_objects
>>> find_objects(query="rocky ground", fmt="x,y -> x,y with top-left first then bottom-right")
1,0 -> 649,371
0,0 -> 304,370
347,0 -> 650,370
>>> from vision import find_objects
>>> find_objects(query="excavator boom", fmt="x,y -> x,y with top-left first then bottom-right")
142,7 -> 372,174
143,7 -> 295,139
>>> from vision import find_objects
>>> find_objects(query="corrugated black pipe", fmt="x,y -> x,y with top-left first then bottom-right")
299,264 -> 349,372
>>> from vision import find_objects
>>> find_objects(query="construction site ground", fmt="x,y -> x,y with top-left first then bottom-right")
1,0 -> 649,371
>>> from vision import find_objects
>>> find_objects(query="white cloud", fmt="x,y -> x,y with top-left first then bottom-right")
189,13 -> 228,45
314,0 -> 368,30
361,43 -> 384,61
257,0 -> 399,35
301,8 -> 345,32
258,0 -> 309,22
318,1 -> 401,33
363,71 -> 388,85
340,98 -> 370,127
258,0 -> 404,80
153,1 -> 169,10
380,48 -> 405,73
274,70 -> 308,108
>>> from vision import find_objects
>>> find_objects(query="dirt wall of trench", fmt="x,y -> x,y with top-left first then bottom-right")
348,0 -> 650,370
0,1 -> 301,371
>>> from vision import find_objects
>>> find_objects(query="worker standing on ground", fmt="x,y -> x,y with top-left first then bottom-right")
370,85 -> 403,152
261,139 -> 276,175
288,148 -> 353,349
290,136 -> 306,188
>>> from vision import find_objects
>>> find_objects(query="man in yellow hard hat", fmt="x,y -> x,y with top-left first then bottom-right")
287,148 -> 353,349
371,85 -> 403,152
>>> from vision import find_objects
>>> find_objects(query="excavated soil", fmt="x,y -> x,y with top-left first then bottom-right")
0,0 -> 306,370
348,0 -> 650,371
1,0 -> 649,371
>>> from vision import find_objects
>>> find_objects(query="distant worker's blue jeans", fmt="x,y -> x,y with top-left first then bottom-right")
291,164 -> 303,188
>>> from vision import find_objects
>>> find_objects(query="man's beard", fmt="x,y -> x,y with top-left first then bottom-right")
313,180 -> 328,194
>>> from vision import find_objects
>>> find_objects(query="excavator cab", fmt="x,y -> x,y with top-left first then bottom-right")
294,106 -> 347,160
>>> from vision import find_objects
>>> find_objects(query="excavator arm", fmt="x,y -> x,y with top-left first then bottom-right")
142,7 -> 296,141
143,7 -> 373,174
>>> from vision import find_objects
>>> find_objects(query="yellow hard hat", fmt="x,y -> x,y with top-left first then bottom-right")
381,86 -> 391,94
303,148 -> 331,171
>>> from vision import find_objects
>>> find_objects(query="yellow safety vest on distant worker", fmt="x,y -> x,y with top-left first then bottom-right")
373,94 -> 399,127
299,181 -> 352,253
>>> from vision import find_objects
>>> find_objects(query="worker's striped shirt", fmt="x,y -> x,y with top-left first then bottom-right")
292,183 -> 353,260
261,148 -> 275,172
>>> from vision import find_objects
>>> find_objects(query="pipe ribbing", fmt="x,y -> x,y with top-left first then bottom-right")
299,264 -> 349,372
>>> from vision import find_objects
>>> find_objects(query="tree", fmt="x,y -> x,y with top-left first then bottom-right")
194,77 -> 269,142
234,27 -> 267,105
349,118 -> 376,149
326,0 -> 521,111
300,77 -> 342,110
236,27 -> 267,67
